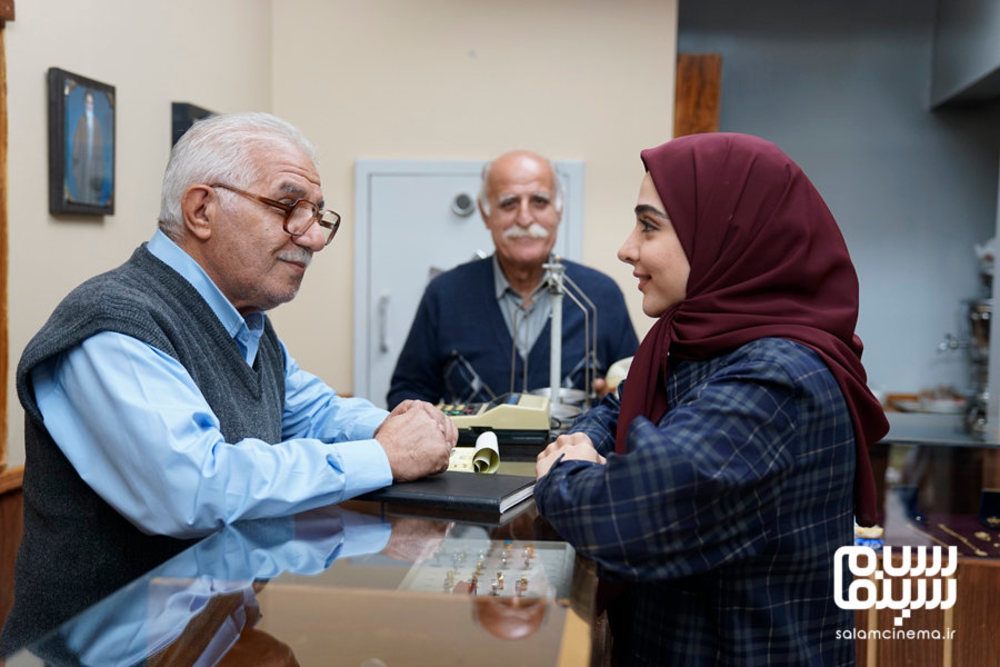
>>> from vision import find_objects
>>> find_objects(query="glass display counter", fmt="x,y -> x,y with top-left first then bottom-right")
3,499 -> 595,667
857,412 -> 1000,667
872,412 -> 1000,556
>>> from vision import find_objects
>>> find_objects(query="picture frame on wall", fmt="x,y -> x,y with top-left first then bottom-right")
171,102 -> 215,146
47,67 -> 116,215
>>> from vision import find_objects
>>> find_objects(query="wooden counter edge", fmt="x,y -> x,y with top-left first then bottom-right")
0,465 -> 23,494
557,607 -> 592,667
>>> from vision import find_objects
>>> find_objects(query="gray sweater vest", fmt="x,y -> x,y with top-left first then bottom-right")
1,244 -> 285,654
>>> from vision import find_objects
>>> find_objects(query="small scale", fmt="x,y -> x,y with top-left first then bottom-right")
439,392 -> 551,459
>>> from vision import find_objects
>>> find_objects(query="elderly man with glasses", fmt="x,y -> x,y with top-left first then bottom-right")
2,112 -> 456,653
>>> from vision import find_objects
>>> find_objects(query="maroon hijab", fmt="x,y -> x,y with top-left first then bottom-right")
615,133 -> 888,526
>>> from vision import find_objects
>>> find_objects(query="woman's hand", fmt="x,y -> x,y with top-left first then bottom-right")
535,432 -> 606,479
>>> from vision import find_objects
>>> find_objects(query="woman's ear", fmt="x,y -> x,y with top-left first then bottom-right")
181,185 -> 215,242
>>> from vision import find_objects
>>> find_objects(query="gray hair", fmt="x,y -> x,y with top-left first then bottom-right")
157,111 -> 317,237
477,153 -> 564,216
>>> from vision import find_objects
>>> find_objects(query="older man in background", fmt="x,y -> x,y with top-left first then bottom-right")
387,149 -> 638,409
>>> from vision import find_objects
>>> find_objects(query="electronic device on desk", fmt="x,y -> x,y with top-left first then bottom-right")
440,392 -> 550,459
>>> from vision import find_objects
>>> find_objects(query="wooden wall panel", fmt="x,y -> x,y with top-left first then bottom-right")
0,468 -> 23,635
851,554 -> 1000,665
674,53 -> 721,138
875,598 -> 947,666
952,559 -> 1000,666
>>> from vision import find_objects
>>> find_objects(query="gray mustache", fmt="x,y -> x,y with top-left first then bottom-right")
278,248 -> 313,267
504,223 -> 549,239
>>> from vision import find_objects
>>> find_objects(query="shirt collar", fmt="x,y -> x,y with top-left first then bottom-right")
147,230 -> 266,339
491,254 -> 550,301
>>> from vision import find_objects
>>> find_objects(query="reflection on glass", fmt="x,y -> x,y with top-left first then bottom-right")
20,506 -> 391,666
7,508 -> 580,666
874,442 -> 1000,558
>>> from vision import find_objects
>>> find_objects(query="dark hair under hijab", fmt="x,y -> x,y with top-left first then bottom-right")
615,132 -> 888,527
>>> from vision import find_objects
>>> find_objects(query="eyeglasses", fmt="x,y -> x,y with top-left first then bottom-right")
210,183 -> 341,247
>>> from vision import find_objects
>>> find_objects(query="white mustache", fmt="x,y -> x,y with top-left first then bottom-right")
504,223 -> 549,240
278,248 -> 313,267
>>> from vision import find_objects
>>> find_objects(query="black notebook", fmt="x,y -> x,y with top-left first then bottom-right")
358,471 -> 535,515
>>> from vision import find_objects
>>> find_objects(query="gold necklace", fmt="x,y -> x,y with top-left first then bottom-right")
907,523 -> 951,550
937,523 -> 988,557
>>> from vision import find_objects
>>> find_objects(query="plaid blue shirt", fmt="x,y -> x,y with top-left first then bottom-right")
535,338 -> 857,666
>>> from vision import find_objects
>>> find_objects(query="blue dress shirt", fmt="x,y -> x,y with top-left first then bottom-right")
31,230 -> 393,538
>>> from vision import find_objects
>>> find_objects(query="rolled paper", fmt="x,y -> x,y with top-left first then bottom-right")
447,431 -> 501,473
448,447 -> 474,472
472,431 -> 500,474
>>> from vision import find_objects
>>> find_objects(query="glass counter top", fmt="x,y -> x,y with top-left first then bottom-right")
882,412 -> 1000,448
870,433 -> 1000,559
3,500 -> 594,667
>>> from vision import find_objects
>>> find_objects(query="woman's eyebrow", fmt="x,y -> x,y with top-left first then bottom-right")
635,203 -> 668,218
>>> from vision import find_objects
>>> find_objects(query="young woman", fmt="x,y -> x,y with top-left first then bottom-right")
534,133 -> 887,666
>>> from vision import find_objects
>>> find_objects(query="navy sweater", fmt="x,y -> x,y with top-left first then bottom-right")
387,256 -> 638,408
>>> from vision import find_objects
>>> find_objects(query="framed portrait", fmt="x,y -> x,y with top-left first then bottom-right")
171,102 -> 215,146
47,67 -> 116,215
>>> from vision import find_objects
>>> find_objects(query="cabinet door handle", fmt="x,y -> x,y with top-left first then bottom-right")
378,292 -> 390,353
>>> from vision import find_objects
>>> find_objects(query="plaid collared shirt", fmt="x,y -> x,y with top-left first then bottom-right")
535,337 -> 857,666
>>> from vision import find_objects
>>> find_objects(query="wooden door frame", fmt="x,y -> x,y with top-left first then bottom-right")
674,53 -> 722,138
0,1 -> 14,474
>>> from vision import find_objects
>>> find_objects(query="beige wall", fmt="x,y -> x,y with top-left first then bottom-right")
4,0 -> 676,465
4,0 -> 273,465
269,0 -> 676,400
